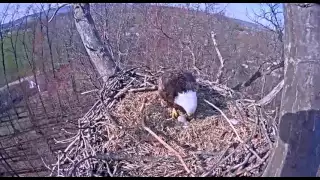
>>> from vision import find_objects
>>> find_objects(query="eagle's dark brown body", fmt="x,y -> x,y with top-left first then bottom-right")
158,69 -> 197,113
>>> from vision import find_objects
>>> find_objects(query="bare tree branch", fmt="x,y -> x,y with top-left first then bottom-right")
233,60 -> 284,91
246,3 -> 284,43
211,31 -> 225,83
254,79 -> 284,106
48,3 -> 69,23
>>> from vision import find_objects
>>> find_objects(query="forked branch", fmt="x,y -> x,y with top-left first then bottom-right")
48,3 -> 69,23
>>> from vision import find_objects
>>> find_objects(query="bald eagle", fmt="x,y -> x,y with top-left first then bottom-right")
158,69 -> 198,119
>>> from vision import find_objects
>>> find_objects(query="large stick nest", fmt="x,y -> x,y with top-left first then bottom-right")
49,67 -> 277,177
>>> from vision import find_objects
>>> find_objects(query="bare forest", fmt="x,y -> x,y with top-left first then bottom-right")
0,3 -> 318,177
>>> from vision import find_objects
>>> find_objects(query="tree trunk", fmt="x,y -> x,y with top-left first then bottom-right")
263,3 -> 320,177
72,3 -> 118,83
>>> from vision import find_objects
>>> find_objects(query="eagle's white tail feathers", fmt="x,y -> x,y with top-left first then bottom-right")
174,90 -> 197,115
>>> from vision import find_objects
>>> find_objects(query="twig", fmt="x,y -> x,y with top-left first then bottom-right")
201,143 -> 234,177
106,162 -> 113,177
69,152 -> 132,177
185,45 -> 201,75
258,108 -> 274,149
204,99 -> 243,143
114,85 -> 132,99
203,143 -> 242,177
107,99 -> 117,109
271,107 -> 279,136
112,78 -> 135,99
80,89 -> 99,95
211,31 -> 225,83
68,156 -> 95,176
128,86 -> 157,92
244,145 -> 262,162
57,153 -> 61,176
135,72 -> 154,78
139,97 -> 147,112
41,157 -> 52,171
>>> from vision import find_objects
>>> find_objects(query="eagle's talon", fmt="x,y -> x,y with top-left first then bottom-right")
171,108 -> 179,119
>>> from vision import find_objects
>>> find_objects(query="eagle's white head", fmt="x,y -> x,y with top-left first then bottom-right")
174,90 -> 198,116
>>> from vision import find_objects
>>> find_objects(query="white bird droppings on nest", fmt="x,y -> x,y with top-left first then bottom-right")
49,68 -> 276,177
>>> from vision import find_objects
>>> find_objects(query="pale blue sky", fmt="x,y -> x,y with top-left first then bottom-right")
223,3 -> 284,28
223,3 -> 261,22
0,3 -> 283,26
0,3 -> 54,23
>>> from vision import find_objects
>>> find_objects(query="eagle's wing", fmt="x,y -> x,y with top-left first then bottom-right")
158,70 -> 177,106
158,70 -> 197,104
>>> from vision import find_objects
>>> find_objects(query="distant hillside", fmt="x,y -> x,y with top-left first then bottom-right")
1,4 -> 264,33
230,18 -> 265,31
1,5 -> 73,31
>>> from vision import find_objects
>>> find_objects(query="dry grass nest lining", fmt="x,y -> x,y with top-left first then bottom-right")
49,68 -> 276,177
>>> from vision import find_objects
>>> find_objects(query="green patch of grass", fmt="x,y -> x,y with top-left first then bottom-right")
0,30 -> 33,85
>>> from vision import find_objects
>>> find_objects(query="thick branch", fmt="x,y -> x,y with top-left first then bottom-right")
72,3 -> 118,82
255,79 -> 284,106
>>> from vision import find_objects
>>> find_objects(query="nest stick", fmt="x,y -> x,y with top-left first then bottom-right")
226,152 -> 252,173
114,85 -> 132,99
235,150 -> 271,176
129,86 -> 157,92
50,68 -> 273,177
139,98 -> 191,174
80,89 -> 99,95
201,143 -> 234,177
142,125 -> 191,174
204,99 -> 244,143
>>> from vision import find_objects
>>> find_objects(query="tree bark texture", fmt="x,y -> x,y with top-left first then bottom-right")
73,3 -> 117,83
263,3 -> 320,177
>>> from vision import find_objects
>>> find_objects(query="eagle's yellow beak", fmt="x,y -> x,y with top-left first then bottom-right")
171,108 -> 179,119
